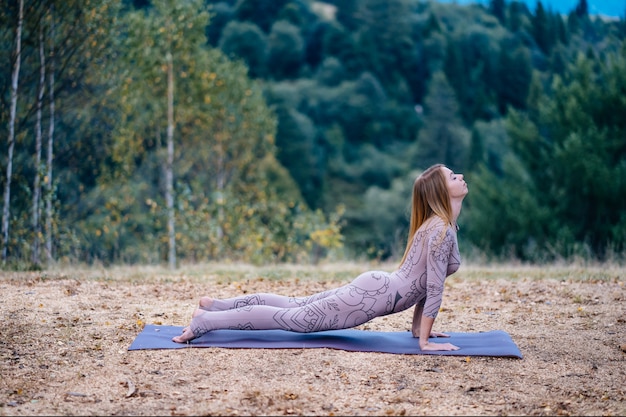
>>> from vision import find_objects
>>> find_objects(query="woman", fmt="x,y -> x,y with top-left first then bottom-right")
173,164 -> 468,351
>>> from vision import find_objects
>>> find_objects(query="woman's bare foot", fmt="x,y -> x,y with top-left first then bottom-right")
172,326 -> 196,343
198,296 -> 214,311
172,309 -> 208,343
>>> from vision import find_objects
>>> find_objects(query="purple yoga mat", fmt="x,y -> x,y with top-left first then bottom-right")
129,324 -> 523,358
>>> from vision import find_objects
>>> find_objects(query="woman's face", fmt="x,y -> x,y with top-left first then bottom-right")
442,167 -> 468,199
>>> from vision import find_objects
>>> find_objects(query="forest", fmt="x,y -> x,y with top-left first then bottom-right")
1,0 -> 625,269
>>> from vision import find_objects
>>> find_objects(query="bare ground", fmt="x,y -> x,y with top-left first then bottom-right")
0,262 -> 624,416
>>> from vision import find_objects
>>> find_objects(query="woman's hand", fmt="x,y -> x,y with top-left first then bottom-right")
420,342 -> 460,351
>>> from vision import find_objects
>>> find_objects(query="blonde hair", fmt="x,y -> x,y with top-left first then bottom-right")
399,164 -> 454,265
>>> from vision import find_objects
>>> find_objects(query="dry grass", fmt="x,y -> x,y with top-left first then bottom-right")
1,262 -> 624,416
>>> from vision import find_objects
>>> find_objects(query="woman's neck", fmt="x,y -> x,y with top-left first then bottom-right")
451,199 -> 463,223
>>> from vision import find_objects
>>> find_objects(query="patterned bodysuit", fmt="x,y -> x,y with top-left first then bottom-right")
189,216 -> 461,338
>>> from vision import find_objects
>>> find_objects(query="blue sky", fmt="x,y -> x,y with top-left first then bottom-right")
435,0 -> 624,17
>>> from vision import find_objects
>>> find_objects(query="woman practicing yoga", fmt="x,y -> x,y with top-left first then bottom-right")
173,163 -> 468,351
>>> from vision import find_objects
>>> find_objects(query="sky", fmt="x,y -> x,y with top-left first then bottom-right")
435,0 -> 625,18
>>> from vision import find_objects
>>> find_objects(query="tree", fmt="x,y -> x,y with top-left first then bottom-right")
234,0 -> 290,33
218,20 -> 267,78
413,71 -> 468,170
314,57 -> 346,87
553,12 -> 568,46
467,126 -> 484,171
496,37 -> 532,113
165,51 -> 175,269
507,0 -> 531,33
574,0 -> 588,17
423,12 -> 442,37
356,170 -> 415,259
267,20 -> 304,80
532,1 -> 551,54
206,1 -> 233,46
31,6 -> 46,266
115,0 -> 211,267
2,0 -> 23,264
444,39 -> 467,114
463,152 -> 549,260
273,105 -> 321,209
446,27 -> 500,122
351,0 -> 414,98
45,3 -> 55,263
490,0 -> 506,25
304,21 -> 328,70
334,0 -> 360,31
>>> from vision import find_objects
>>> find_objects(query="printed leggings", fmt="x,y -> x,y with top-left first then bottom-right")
189,270 -> 416,339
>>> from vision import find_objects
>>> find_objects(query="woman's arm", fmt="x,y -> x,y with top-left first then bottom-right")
411,303 -> 423,337
412,304 -> 450,340
413,225 -> 460,351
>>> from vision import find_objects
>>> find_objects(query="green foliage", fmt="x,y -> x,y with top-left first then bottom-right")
470,47 -> 626,261
62,0 -> 341,265
273,106 -> 322,209
532,1 -> 551,54
175,163 -> 345,265
356,170 -> 415,260
1,0 -> 625,267
444,20 -> 506,121
218,20 -> 268,78
414,71 -> 469,170
537,51 -> 626,256
206,2 -> 234,46
234,0 -> 290,33
467,126 -> 484,171
315,57 -> 347,86
490,0 -> 506,25
267,20 -> 305,80
464,156 -> 551,261
507,1 -> 533,33
496,36 -> 533,113
74,178 -> 163,264
350,0 -> 414,92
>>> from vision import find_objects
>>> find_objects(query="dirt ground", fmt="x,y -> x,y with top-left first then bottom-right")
0,262 -> 624,416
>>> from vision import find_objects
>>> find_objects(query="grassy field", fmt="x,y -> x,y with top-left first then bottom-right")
20,259 -> 624,283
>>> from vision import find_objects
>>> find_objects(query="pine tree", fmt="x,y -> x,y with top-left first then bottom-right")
490,0 -> 506,25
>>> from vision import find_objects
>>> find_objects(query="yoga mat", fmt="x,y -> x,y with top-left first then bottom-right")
129,325 -> 523,358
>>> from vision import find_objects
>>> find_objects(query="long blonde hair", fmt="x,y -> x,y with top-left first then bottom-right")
399,164 -> 454,265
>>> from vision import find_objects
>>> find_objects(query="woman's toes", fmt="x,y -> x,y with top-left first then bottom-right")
172,327 -> 196,343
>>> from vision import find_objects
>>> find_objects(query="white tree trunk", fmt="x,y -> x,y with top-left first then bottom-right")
166,51 -> 176,270
2,0 -> 24,263
32,21 -> 46,266
46,4 -> 56,264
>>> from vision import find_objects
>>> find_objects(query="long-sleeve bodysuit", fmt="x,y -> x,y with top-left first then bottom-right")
188,216 -> 461,339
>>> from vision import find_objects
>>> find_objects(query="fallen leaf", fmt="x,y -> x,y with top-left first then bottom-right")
125,379 -> 137,398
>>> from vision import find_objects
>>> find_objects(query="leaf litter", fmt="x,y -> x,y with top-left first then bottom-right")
0,264 -> 624,416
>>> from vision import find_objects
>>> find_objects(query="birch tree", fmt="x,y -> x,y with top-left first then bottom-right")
32,7 -> 46,266
165,51 -> 175,269
2,0 -> 24,264
45,4 -> 55,263
111,0 -> 210,267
